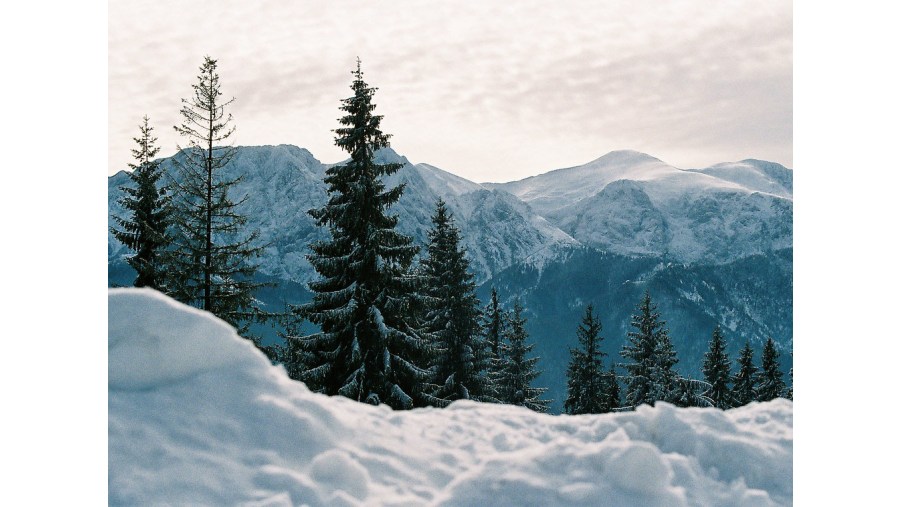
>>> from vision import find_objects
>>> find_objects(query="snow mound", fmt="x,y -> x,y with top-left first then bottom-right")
109,289 -> 793,506
108,288 -> 267,390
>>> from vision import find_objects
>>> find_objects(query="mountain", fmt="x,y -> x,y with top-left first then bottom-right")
108,146 -> 792,413
487,150 -> 793,264
108,145 -> 579,286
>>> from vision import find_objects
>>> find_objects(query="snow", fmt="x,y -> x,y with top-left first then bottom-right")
490,150 -> 793,264
109,288 -> 792,506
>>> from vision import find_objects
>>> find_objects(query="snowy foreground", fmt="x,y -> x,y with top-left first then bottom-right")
109,289 -> 793,506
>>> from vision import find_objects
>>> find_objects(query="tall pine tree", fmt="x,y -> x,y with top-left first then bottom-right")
621,291 -> 671,408
495,300 -> 549,412
702,325 -> 733,409
167,55 -> 267,336
421,199 -> 492,405
564,304 -> 609,414
296,60 -> 428,409
110,115 -> 171,290
732,341 -> 758,406
757,337 -> 786,401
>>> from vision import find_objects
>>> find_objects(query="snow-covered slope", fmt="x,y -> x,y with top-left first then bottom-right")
109,288 -> 793,506
107,145 -> 579,283
488,151 -> 793,264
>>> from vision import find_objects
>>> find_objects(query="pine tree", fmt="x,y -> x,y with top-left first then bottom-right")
295,60 -> 428,409
604,365 -> 621,411
702,325 -> 733,409
421,199 -> 492,405
757,337 -> 786,401
495,300 -> 549,412
483,287 -> 505,361
787,365 -> 793,401
732,341 -> 758,406
167,55 -> 267,336
482,287 -> 507,388
671,377 -> 713,408
621,291 -> 671,408
110,115 -> 171,290
564,304 -> 609,414
649,325 -> 680,404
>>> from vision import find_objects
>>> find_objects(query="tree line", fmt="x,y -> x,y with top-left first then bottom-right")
564,292 -> 791,415
111,56 -> 791,414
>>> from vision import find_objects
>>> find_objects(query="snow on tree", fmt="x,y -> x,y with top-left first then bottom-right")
482,287 -> 507,390
483,287 -> 505,362
757,337 -> 786,402
166,55 -> 268,337
702,325 -> 733,409
648,322 -> 680,405
732,341 -> 758,406
564,304 -> 610,414
495,300 -> 550,412
621,291 -> 671,408
110,115 -> 172,291
295,60 -> 428,409
420,199 -> 493,405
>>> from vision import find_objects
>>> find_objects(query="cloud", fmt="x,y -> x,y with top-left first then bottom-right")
109,0 -> 791,180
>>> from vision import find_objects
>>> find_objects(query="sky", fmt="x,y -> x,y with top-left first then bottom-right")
108,0 -> 792,182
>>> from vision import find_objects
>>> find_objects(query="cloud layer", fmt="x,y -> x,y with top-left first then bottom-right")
109,0 -> 792,181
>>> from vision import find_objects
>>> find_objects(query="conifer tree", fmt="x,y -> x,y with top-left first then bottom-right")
787,365 -> 793,401
483,287 -> 505,361
421,199 -> 492,405
757,337 -> 786,401
649,324 -> 680,404
110,115 -> 171,290
495,300 -> 549,412
296,60 -> 428,409
564,304 -> 609,414
621,291 -> 670,408
732,341 -> 759,406
167,55 -> 267,335
604,366 -> 621,411
702,325 -> 733,409
671,377 -> 714,407
482,287 -> 508,386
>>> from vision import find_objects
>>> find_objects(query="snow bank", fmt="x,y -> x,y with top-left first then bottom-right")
109,289 -> 793,506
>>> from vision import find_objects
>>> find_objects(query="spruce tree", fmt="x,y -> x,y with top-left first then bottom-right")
483,287 -> 505,361
621,291 -> 670,408
702,325 -> 733,409
495,300 -> 549,412
421,199 -> 492,405
110,115 -> 171,290
787,365 -> 793,401
167,55 -> 267,335
732,341 -> 759,406
757,337 -> 786,401
482,287 -> 507,387
649,325 -> 680,404
564,304 -> 609,414
296,60 -> 428,409
604,366 -> 621,411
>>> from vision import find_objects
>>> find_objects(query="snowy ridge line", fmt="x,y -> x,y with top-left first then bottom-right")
109,288 -> 793,506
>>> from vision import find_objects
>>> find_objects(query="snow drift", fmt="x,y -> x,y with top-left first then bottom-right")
108,288 -> 793,506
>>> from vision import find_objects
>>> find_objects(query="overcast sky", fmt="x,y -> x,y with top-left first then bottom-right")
109,0 -> 791,182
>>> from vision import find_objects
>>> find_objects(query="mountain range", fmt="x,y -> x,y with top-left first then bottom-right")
108,145 -> 792,412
